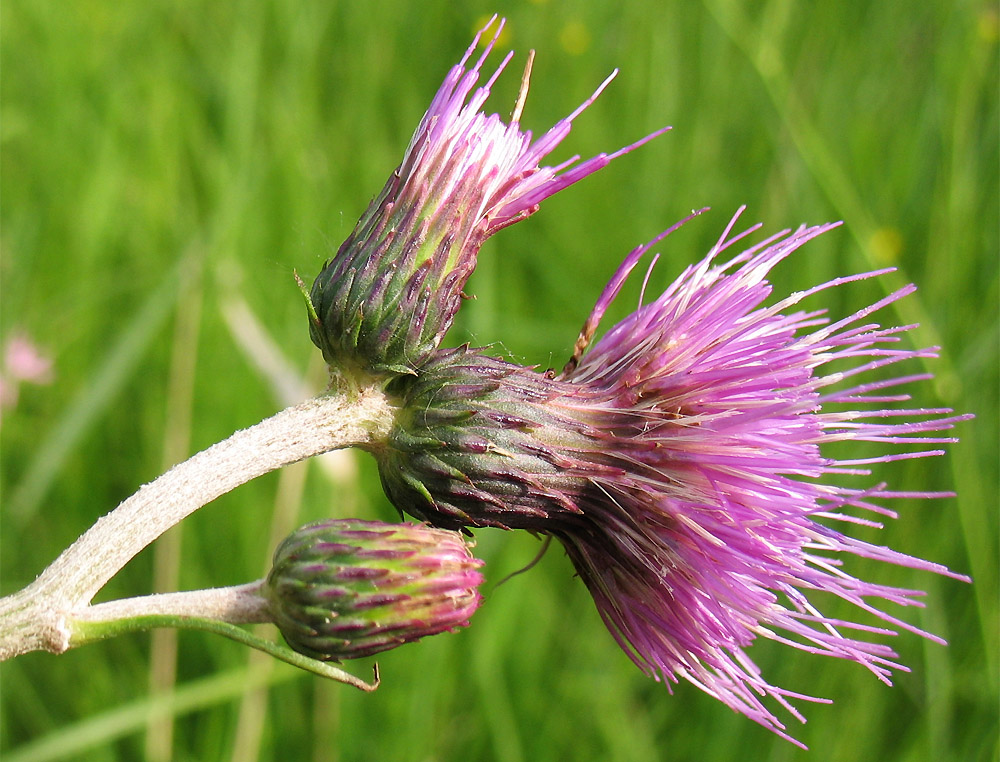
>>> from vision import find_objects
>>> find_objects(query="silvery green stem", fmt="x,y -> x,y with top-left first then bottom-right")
73,583 -> 272,627
67,582 -> 379,691
0,386 -> 394,660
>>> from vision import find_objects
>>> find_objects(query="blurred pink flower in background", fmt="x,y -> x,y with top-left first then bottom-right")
0,333 -> 53,415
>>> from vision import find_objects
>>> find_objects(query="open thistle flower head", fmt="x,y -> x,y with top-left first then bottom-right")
265,519 -> 484,660
376,208 -> 971,744
307,16 -> 665,379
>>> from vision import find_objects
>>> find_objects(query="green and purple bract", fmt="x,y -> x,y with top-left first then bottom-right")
265,519 -> 483,660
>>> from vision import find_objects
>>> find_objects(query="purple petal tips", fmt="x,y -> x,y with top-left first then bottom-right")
377,208 -> 971,745
307,16 -> 668,378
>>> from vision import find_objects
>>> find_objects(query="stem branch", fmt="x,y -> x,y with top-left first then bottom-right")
69,584 -> 379,692
0,386 -> 393,659
73,582 -> 272,627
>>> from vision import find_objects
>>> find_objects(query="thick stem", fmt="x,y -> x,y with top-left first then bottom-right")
0,386 -> 394,659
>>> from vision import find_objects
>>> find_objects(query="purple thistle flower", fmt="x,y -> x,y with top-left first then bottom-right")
376,208 -> 971,745
307,16 -> 665,377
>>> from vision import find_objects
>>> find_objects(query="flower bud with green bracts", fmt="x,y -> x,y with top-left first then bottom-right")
306,17 -> 666,379
265,519 -> 483,661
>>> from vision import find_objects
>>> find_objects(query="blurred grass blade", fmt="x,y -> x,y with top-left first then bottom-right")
5,662 -> 302,762
6,253 -> 193,526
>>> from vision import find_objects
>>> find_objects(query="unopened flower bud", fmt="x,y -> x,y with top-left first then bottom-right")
265,519 -> 483,660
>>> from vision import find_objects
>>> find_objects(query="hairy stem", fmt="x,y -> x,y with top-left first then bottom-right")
68,582 -> 379,691
0,385 -> 394,660
72,582 -> 272,629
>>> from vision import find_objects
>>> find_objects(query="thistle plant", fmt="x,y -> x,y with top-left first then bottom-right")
0,15 -> 971,750
377,208 -> 972,742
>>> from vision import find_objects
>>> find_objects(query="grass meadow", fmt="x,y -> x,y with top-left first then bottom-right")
1,2 -> 997,760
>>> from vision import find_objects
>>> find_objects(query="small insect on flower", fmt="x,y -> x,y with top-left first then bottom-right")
376,207 -> 972,746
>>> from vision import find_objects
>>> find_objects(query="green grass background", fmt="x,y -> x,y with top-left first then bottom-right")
1,1 -> 996,760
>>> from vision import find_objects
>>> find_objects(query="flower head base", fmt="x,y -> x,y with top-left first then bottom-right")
376,209 -> 971,744
307,16 -> 666,378
265,519 -> 483,660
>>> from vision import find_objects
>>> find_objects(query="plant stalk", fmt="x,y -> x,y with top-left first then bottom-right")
0,386 -> 394,660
